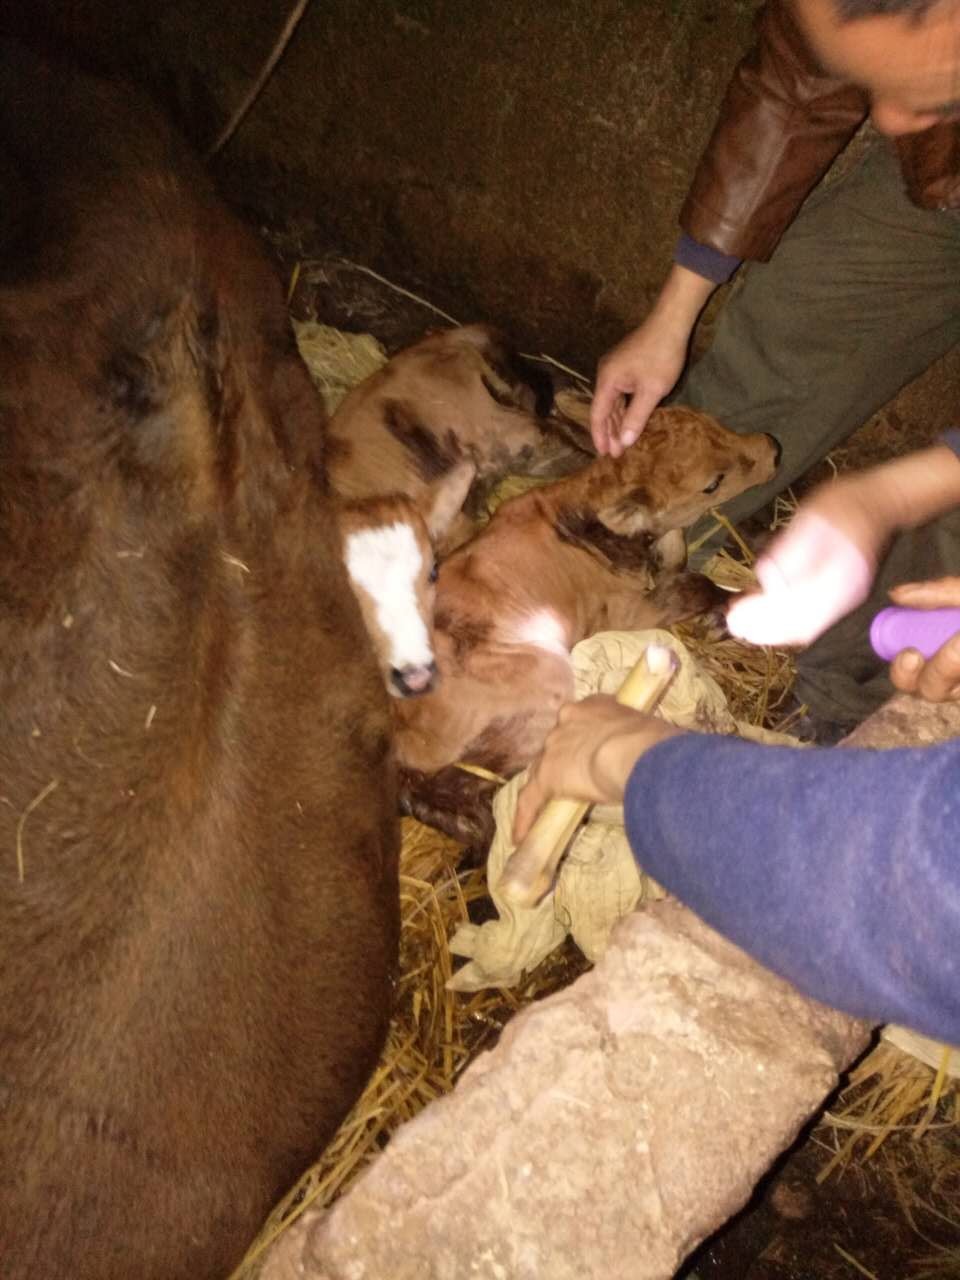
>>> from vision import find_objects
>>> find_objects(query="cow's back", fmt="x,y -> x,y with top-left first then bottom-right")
0,44 -> 398,1280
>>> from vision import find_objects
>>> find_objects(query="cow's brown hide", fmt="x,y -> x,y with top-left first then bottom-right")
0,42 -> 398,1280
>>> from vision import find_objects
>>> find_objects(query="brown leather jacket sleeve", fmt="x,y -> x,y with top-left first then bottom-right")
680,0 -> 868,261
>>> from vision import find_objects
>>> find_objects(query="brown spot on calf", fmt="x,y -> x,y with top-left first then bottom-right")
382,399 -> 464,482
0,43 -> 397,1280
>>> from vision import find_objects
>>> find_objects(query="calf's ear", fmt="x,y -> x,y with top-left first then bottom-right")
424,459 -> 476,542
595,485 -> 653,537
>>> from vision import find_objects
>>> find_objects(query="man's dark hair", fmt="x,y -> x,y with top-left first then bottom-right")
835,0 -> 944,20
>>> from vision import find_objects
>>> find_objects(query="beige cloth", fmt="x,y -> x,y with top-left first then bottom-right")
882,1025 -> 960,1077
448,629 -> 803,992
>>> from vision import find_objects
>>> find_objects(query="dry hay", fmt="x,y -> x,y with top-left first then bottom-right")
819,1041 -> 959,1176
681,548 -> 801,732
814,1041 -> 960,1276
292,320 -> 388,416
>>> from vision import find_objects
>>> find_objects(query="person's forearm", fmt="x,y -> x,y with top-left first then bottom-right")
624,734 -> 960,1043
647,264 -> 718,335
861,443 -> 960,534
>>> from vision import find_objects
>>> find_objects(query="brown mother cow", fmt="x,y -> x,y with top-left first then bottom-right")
0,44 -> 397,1280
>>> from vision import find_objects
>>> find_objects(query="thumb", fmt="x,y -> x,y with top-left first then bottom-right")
618,387 -> 660,447
512,773 -> 545,845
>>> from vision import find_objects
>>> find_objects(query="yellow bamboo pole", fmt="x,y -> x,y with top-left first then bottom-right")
497,644 -> 677,908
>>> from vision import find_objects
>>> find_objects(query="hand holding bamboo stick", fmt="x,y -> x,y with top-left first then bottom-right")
497,644 -> 678,909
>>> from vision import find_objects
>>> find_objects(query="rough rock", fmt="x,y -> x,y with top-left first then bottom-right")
261,901 -> 868,1280
841,689 -> 960,750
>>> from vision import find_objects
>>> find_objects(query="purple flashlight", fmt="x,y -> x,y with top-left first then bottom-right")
869,606 -> 960,661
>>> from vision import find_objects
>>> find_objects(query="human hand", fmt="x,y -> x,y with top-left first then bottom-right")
590,264 -> 715,457
885,577 -> 960,702
725,474 -> 896,648
590,318 -> 689,458
512,696 -> 683,843
727,445 -> 960,649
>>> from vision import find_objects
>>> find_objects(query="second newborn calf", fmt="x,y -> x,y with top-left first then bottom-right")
394,407 -> 779,778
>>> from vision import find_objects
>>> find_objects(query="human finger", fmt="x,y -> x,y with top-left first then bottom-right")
888,576 -> 960,609
617,386 -> 660,450
589,381 -> 625,455
910,631 -> 960,702
888,647 -> 924,695
512,763 -> 548,844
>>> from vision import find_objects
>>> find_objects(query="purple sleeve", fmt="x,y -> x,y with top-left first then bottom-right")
673,231 -> 743,285
623,733 -> 960,1043
940,428 -> 960,461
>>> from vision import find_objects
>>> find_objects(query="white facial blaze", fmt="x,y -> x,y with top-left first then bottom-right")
511,609 -> 571,660
345,522 -> 434,670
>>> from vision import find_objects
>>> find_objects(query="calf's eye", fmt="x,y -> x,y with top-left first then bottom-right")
702,473 -> 724,495
428,562 -> 439,583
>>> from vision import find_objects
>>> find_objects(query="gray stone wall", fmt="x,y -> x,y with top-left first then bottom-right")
7,0 -> 756,365
8,0 -> 960,425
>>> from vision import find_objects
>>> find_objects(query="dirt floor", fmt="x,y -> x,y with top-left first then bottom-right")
685,1076 -> 960,1280
269,232 -> 960,1280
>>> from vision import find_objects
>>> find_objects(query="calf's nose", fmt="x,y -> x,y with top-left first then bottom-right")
765,433 -> 782,466
390,661 -> 438,698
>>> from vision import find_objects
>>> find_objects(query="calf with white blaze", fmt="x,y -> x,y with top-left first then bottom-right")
338,459 -> 474,697
395,408 -> 780,833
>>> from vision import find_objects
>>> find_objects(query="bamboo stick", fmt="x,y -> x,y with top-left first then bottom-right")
497,645 -> 677,908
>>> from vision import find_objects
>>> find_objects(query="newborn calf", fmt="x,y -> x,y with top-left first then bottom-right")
338,459 -> 472,697
395,408 -> 779,794
326,323 -> 568,553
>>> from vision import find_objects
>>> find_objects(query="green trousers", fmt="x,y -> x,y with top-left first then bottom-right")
678,140 -> 960,724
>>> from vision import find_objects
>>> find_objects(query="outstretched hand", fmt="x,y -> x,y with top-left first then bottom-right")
727,442 -> 960,652
726,473 -> 892,648
512,696 -> 683,844
590,321 -> 687,457
887,576 -> 960,702
590,264 -> 716,457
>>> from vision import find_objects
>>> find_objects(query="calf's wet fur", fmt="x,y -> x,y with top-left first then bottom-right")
397,408 -> 779,840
